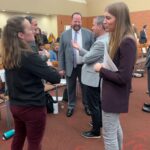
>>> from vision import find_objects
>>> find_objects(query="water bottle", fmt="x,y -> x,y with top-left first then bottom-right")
2,129 -> 15,140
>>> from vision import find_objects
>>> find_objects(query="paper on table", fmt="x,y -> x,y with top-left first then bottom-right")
103,49 -> 118,72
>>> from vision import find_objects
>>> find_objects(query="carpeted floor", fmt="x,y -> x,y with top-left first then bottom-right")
0,74 -> 150,150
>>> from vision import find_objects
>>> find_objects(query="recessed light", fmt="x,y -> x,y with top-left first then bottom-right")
68,0 -> 87,4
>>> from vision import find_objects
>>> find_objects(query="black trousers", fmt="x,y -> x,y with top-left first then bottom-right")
86,85 -> 102,134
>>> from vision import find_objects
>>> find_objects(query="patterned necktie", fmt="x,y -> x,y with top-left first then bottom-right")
73,32 -> 77,68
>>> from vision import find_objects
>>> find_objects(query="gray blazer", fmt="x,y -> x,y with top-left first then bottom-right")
58,28 -> 94,77
79,33 -> 109,87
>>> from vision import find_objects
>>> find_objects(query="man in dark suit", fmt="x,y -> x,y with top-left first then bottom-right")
58,12 -> 94,117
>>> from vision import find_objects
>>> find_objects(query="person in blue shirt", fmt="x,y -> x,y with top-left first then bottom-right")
49,50 -> 57,62
49,43 -> 59,62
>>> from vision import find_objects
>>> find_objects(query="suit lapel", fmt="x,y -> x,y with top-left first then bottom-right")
81,29 -> 85,48
68,29 -> 74,57
68,29 -> 72,41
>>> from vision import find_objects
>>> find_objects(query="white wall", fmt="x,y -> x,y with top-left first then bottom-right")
0,12 -> 57,37
87,0 -> 150,16
37,15 -> 58,38
0,13 -> 10,28
0,0 -> 88,16
48,16 -> 58,38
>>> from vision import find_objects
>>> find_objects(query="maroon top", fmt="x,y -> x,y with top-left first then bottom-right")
100,38 -> 136,113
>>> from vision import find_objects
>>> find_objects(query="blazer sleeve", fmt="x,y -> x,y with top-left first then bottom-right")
79,48 -> 88,56
100,38 -> 136,85
23,52 -> 61,84
58,33 -> 65,71
80,41 -> 104,64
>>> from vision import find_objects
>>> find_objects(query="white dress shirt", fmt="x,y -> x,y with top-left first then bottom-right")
72,29 -> 83,64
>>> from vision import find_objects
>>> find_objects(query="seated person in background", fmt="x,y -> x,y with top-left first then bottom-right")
49,43 -> 57,62
53,42 -> 59,59
49,43 -> 59,67
48,33 -> 56,44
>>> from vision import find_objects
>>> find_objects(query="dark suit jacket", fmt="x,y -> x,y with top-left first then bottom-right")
58,28 -> 94,77
100,38 -> 136,113
139,30 -> 147,44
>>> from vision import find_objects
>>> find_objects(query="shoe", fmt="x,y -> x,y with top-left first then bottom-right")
82,131 -> 101,139
142,106 -> 150,113
66,109 -> 74,117
89,121 -> 93,127
85,107 -> 91,116
144,103 -> 150,107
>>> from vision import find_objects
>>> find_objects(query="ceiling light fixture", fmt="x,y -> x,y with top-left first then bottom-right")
68,0 -> 87,4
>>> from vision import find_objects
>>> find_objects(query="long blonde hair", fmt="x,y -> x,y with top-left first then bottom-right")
105,2 -> 136,59
1,16 -> 31,69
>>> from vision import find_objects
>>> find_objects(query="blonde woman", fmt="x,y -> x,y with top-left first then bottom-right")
94,2 -> 137,150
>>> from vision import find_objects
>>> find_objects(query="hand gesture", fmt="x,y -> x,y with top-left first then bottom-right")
94,63 -> 103,72
71,40 -> 80,50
